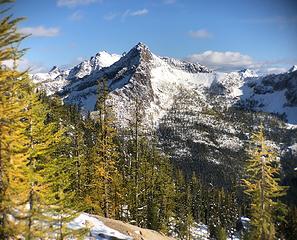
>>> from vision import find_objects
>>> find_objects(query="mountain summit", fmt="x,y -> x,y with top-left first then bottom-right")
288,65 -> 297,73
32,43 -> 297,125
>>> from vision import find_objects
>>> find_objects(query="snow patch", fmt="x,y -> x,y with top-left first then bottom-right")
68,213 -> 132,240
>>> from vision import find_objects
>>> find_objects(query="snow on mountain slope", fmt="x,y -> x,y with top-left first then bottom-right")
68,51 -> 121,79
105,43 -> 215,126
69,213 -> 132,240
32,51 -> 121,95
288,65 -> 297,73
238,68 -> 258,78
236,69 -> 297,124
32,42 -> 297,125
68,212 -> 175,240
58,42 -> 155,115
207,66 -> 297,124
32,66 -> 70,95
146,54 -> 214,123
209,71 -> 245,98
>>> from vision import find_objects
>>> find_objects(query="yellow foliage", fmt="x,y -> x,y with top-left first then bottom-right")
242,125 -> 287,239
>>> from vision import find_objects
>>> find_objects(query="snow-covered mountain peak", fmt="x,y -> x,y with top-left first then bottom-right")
67,51 -> 121,79
33,65 -> 66,83
105,42 -> 153,74
238,68 -> 258,78
95,50 -> 108,56
91,51 -> 121,68
135,41 -> 148,51
288,65 -> 297,73
129,42 -> 153,63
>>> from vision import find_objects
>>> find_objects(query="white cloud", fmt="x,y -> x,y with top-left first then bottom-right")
186,50 -> 253,71
19,26 -> 60,37
57,0 -> 99,8
189,29 -> 212,39
69,10 -> 84,21
2,58 -> 47,73
104,8 -> 149,21
19,58 -> 47,73
185,50 -> 296,73
129,9 -> 148,16
265,67 -> 287,74
122,8 -> 149,20
105,9 -> 148,21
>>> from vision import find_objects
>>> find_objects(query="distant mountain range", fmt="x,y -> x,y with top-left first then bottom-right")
32,42 -> 297,125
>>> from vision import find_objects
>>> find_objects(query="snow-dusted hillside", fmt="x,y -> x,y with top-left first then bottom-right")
32,51 -> 121,96
235,69 -> 297,124
32,42 -> 297,125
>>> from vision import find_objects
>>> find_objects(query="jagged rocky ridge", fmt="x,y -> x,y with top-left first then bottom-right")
32,43 -> 297,196
33,42 -> 297,125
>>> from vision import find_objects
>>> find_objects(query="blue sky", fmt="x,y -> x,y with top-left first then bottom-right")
8,0 -> 297,73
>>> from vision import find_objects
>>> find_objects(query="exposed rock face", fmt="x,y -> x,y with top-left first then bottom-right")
248,71 -> 297,108
97,215 -> 175,240
161,57 -> 211,73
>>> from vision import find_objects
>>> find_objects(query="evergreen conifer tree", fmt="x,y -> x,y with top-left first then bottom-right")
242,126 -> 287,239
0,1 -> 30,237
174,170 -> 193,239
87,78 -> 120,218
